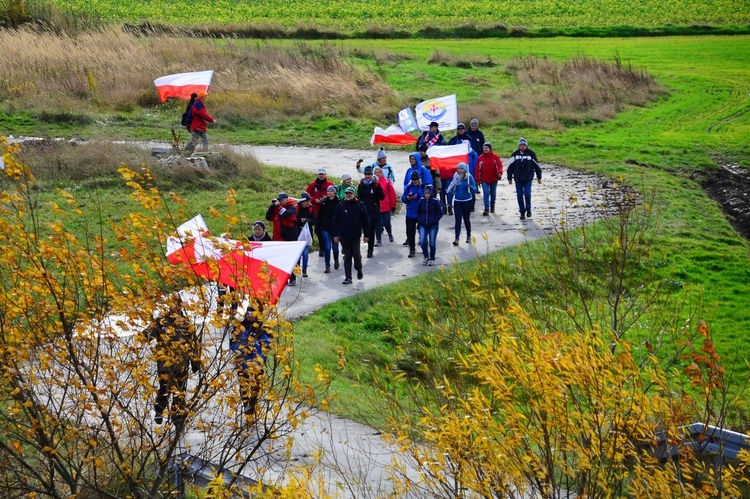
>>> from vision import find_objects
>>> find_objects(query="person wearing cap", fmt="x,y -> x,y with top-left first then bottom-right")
416,184 -> 443,266
477,142 -> 504,216
357,165 -> 385,258
332,186 -> 370,285
507,137 -> 542,220
357,147 -> 396,184
336,172 -> 357,199
306,168 -> 334,255
465,118 -> 485,157
417,121 -> 445,151
373,165 -> 397,246
316,185 -> 340,273
266,192 -> 299,285
185,90 -> 217,155
446,162 -> 479,245
248,221 -> 271,242
296,192 -> 314,278
401,170 -> 424,258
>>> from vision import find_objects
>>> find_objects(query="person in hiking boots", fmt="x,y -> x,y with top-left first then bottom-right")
507,137 -> 542,220
447,162 -> 479,246
373,165 -> 397,246
402,170 -> 424,258
185,91 -> 216,154
332,186 -> 370,285
316,185 -> 340,274
477,142 -> 504,216
266,192 -> 299,285
306,168 -> 334,255
416,184 -> 443,266
357,147 -> 396,183
357,166 -> 385,259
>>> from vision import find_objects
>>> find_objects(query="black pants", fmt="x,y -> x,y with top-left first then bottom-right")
405,217 -> 418,251
155,368 -> 188,425
339,238 -> 363,279
365,217 -> 378,255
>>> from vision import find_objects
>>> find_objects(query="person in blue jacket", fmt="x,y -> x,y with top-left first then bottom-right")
416,184 -> 443,265
401,171 -> 424,258
507,137 -> 542,220
230,307 -> 272,416
447,162 -> 479,245
403,152 -> 432,190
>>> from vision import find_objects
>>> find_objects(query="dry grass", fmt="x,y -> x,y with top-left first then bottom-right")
0,27 -> 396,119
427,50 -> 496,68
464,54 -> 667,129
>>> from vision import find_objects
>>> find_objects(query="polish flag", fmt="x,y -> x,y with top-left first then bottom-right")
370,125 -> 417,146
426,142 -> 470,178
166,215 -> 305,304
154,70 -> 214,102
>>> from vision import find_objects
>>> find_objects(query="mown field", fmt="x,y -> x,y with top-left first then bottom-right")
48,0 -> 750,33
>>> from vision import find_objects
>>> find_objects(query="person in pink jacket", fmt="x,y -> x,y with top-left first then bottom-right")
185,91 -> 217,154
477,142 -> 504,216
374,165 -> 397,246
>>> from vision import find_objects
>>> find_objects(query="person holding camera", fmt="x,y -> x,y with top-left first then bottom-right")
266,192 -> 299,285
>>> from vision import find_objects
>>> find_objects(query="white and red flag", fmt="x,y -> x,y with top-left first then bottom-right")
154,70 -> 214,102
370,125 -> 417,146
426,141 -> 470,178
166,215 -> 305,304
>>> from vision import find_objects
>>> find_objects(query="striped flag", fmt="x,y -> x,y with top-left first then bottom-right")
370,125 -> 417,146
426,142 -> 470,178
154,70 -> 214,102
166,215 -> 305,304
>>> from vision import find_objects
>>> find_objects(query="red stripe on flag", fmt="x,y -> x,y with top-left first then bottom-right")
156,84 -> 211,102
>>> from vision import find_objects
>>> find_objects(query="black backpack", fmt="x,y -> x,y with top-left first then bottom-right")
181,102 -> 193,129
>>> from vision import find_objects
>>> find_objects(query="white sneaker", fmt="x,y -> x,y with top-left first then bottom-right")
422,258 -> 429,265
428,259 -> 437,266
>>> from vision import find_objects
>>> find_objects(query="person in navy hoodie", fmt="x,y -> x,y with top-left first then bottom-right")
507,137 -> 542,220
403,152 -> 432,190
401,171 -> 424,258
416,185 -> 443,266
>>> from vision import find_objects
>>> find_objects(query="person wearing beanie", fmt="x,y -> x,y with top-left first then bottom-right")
296,192 -> 314,278
416,184 -> 443,266
444,122 -> 476,215
357,164 -> 385,258
185,90 -> 217,155
357,146 -> 396,183
266,192 -> 299,285
305,168 -> 334,254
373,165 -> 397,246
465,118 -> 485,156
333,186 -> 370,284
248,221 -> 271,242
507,137 -> 542,220
401,170 -> 424,258
446,162 -> 479,245
477,142 -> 504,216
316,185 -> 341,273
336,172 -> 357,199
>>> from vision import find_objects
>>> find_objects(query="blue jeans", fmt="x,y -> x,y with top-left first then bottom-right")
375,211 -> 393,242
298,245 -> 310,273
481,181 -> 497,211
515,180 -> 533,213
419,224 -> 439,260
453,200 -> 472,240
320,230 -> 339,268
440,177 -> 454,209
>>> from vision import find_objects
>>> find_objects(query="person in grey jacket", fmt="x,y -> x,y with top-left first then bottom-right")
507,137 -> 542,220
446,162 -> 479,246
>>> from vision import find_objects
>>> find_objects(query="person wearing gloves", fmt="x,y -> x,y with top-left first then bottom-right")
401,170 -> 424,258
357,147 -> 396,183
507,137 -> 542,220
416,184 -> 443,266
266,192 -> 299,286
447,162 -> 479,246
477,142 -> 504,216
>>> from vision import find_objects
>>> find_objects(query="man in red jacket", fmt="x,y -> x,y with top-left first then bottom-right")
477,142 -> 504,216
185,91 -> 217,154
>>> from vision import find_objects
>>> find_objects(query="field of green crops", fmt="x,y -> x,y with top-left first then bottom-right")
50,0 -> 749,32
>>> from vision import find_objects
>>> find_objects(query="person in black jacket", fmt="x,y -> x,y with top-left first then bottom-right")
465,118 -> 485,157
332,187 -> 370,285
356,166 -> 384,259
316,186 -> 340,273
416,185 -> 443,265
507,137 -> 542,220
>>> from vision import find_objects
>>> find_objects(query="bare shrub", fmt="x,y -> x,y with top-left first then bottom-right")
0,28 -> 396,119
427,50 -> 495,68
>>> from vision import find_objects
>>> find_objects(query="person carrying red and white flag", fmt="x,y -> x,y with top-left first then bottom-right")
426,141 -> 470,179
370,125 -> 417,146
154,70 -> 214,102
166,215 -> 306,304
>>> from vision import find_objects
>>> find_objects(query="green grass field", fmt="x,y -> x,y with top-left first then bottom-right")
49,0 -> 750,33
